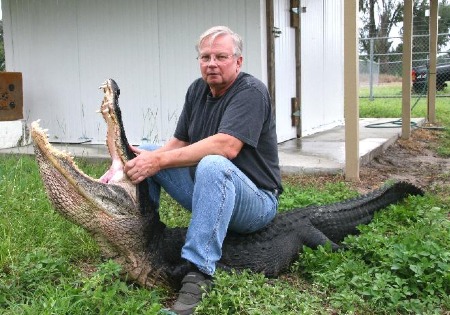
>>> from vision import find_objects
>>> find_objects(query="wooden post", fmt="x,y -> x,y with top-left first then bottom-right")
293,0 -> 302,137
344,0 -> 360,181
266,0 -> 276,112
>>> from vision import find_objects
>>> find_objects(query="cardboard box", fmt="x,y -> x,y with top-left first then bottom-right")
0,72 -> 23,121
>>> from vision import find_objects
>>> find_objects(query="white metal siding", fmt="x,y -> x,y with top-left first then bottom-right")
3,0 -> 266,144
323,0 -> 344,122
274,0 -> 297,143
300,0 -> 344,136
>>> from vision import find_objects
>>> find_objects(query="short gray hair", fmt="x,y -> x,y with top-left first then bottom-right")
196,26 -> 243,57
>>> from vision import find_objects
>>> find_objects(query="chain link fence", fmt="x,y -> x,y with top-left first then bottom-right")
359,33 -> 450,99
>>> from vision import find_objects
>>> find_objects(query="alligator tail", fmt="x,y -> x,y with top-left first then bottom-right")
302,181 -> 424,243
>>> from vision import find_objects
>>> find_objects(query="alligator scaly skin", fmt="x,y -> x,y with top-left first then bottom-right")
31,79 -> 424,290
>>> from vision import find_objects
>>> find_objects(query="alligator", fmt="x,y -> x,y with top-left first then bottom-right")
31,79 -> 424,290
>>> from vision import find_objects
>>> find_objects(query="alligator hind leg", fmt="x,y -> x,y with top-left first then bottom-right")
299,218 -> 340,251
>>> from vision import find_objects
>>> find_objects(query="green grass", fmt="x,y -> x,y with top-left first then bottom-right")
360,84 -> 450,119
359,81 -> 450,98
1,90 -> 449,314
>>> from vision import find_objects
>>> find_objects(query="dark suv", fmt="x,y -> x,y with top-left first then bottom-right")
411,63 -> 450,93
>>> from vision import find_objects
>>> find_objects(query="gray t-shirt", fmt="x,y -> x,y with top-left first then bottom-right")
174,72 -> 282,193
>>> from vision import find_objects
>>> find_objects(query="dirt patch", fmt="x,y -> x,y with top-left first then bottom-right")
283,128 -> 450,197
357,128 -> 449,196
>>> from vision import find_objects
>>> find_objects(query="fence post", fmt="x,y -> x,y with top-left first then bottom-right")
427,1 -> 438,124
402,0 -> 413,140
369,38 -> 374,101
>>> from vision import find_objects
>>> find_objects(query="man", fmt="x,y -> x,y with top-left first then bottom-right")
124,26 -> 282,314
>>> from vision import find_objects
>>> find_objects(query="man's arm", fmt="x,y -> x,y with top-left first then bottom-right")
153,137 -> 190,153
125,133 -> 243,184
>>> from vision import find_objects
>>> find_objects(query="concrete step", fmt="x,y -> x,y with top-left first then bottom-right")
0,120 -> 31,149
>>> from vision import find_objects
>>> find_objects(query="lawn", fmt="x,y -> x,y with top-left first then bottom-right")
0,94 -> 449,314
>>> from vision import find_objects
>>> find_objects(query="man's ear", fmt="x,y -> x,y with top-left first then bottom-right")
236,56 -> 243,71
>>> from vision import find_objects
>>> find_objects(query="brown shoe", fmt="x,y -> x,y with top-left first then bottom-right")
170,271 -> 213,315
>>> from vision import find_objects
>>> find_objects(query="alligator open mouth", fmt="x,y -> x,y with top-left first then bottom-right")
30,80 -> 171,288
31,79 -> 142,220
31,120 -> 139,218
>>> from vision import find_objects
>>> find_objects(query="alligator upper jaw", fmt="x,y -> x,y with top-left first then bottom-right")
30,120 -> 140,221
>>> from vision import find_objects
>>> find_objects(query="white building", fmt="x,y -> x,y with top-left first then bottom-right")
2,0 -> 344,144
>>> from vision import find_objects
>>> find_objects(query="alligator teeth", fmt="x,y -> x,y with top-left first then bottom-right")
99,80 -> 109,89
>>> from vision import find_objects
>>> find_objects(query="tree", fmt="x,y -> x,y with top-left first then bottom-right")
412,0 -> 450,36
360,0 -> 450,74
394,0 -> 450,66
359,0 -> 403,73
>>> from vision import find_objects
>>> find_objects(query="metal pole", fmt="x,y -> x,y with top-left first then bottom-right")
401,0 -> 413,140
427,0 -> 438,124
369,38 -> 374,101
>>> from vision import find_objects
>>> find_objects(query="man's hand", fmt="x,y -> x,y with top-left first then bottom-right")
124,146 -> 161,184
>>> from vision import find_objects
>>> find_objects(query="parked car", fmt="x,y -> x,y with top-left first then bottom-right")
411,63 -> 450,93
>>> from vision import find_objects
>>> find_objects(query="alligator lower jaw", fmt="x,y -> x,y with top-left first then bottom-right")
31,120 -> 140,217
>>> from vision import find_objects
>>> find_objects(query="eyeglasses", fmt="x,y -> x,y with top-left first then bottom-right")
197,53 -> 236,64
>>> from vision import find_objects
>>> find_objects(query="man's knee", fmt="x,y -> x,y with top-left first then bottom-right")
196,155 -> 231,177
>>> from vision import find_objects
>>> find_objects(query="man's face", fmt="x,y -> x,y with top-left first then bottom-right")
198,34 -> 243,97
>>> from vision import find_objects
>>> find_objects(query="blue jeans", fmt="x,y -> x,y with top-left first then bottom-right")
139,144 -> 278,275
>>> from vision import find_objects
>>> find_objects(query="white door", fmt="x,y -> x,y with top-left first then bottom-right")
273,0 -> 298,143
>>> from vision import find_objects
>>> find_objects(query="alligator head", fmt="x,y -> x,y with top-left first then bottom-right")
31,79 -> 171,288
